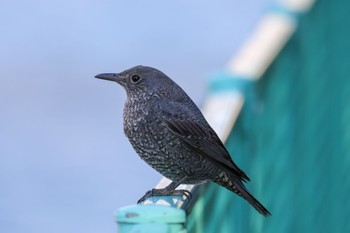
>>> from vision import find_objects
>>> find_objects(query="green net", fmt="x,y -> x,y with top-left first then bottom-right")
188,0 -> 350,232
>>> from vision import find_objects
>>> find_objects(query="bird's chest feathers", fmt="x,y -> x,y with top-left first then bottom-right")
122,99 -> 160,142
122,98 -> 169,155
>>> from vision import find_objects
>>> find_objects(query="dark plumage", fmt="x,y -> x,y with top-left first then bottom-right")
95,65 -> 270,216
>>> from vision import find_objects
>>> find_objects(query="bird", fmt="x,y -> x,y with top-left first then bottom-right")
95,65 -> 271,216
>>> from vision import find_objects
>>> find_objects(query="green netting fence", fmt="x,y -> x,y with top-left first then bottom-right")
188,0 -> 350,232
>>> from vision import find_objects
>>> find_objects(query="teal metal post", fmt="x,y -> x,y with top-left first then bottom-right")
116,204 -> 187,233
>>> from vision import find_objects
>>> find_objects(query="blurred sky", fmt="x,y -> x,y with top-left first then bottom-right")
0,1 -> 273,232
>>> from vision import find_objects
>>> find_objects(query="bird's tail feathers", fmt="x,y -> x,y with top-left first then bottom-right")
235,180 -> 271,217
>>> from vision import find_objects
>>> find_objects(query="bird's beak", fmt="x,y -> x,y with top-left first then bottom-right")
95,73 -> 125,85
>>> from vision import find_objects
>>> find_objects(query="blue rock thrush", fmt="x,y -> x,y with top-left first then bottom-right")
95,65 -> 271,216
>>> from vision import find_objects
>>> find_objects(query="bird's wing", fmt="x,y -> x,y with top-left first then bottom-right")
152,100 -> 250,182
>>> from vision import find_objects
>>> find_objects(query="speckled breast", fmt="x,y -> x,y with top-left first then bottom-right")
122,101 -> 218,183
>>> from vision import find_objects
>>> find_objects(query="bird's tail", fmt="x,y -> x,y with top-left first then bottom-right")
235,181 -> 271,217
215,173 -> 271,217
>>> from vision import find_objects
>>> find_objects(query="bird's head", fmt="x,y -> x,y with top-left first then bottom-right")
95,65 -> 181,100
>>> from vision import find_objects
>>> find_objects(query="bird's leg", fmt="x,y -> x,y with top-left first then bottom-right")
137,177 -> 192,204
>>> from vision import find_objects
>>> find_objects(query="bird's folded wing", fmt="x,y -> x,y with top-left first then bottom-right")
151,100 -> 250,182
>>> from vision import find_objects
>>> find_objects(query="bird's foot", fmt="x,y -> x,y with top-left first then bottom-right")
137,188 -> 192,204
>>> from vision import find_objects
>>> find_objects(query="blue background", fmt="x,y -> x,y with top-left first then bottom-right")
0,1 -> 273,232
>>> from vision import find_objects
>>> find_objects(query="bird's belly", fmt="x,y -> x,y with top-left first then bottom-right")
127,127 -> 218,183
124,115 -> 219,183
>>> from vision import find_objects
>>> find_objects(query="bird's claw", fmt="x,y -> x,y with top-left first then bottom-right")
178,190 -> 192,200
137,188 -> 192,204
137,189 -> 155,204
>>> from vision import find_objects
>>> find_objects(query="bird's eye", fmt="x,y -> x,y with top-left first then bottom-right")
130,74 -> 141,83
